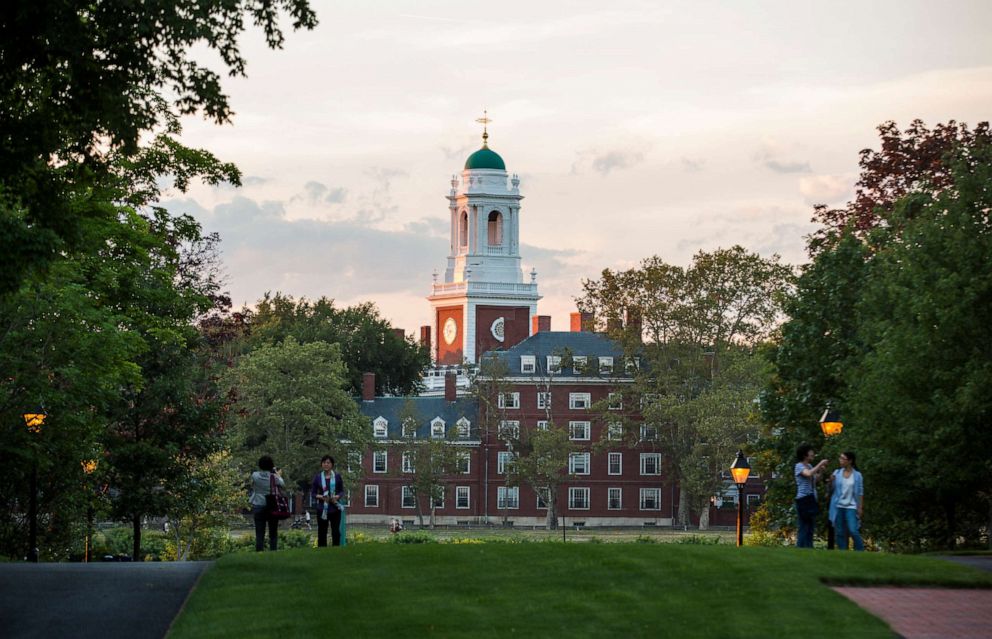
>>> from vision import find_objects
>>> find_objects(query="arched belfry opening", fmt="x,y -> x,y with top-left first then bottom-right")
459,211 -> 469,250
487,210 -> 503,246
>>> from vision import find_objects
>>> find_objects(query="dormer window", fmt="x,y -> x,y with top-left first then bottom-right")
599,357 -> 614,375
456,417 -> 471,439
431,417 -> 446,439
547,356 -> 562,374
572,356 -> 587,375
402,418 -> 417,438
373,417 -> 388,438
520,355 -> 536,374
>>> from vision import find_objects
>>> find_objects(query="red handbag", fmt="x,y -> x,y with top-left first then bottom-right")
266,474 -> 291,520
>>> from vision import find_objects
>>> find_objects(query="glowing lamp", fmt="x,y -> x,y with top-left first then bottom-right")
819,407 -> 843,437
82,460 -> 98,474
729,450 -> 751,485
23,413 -> 46,433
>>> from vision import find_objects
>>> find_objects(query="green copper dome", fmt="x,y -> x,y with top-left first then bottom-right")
464,146 -> 506,170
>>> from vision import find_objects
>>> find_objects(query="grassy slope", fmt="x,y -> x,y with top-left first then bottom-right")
169,545 -> 992,639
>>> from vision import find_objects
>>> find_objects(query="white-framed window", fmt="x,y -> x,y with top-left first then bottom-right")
640,488 -> 661,510
572,355 -> 587,374
432,490 -> 444,509
536,420 -> 549,431
431,417 -> 446,439
499,420 -> 520,440
607,422 -> 623,441
640,453 -> 662,475
497,486 -> 519,509
520,355 -> 536,374
456,417 -> 471,439
569,392 -> 591,410
640,393 -> 659,409
747,457 -> 760,478
746,493 -> 761,508
547,355 -> 562,374
402,418 -> 417,438
569,420 -> 591,440
537,392 -> 551,410
401,486 -> 416,508
402,451 -> 414,473
497,451 -> 516,475
373,451 -> 387,473
608,452 -> 622,475
625,357 -> 640,374
498,392 -> 520,409
569,452 -> 590,475
536,487 -> 550,509
364,484 -> 379,507
568,487 -> 590,510
599,357 -> 614,375
373,416 -> 388,439
640,424 -> 659,441
457,451 -> 470,474
608,487 -> 622,510
456,486 -> 470,509
348,452 -> 361,472
608,392 -> 623,410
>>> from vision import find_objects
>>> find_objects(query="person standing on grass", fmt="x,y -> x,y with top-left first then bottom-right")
828,451 -> 865,551
250,455 -> 284,551
795,444 -> 829,548
311,455 -> 345,547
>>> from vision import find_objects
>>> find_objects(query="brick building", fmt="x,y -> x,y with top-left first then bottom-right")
346,126 -> 763,527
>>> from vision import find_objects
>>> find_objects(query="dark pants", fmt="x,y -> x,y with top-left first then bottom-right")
796,500 -> 816,548
317,507 -> 342,547
253,505 -> 278,551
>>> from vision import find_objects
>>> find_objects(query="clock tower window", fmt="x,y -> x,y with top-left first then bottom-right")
487,210 -> 503,246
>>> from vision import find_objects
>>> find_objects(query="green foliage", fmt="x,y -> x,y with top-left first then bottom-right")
222,337 -> 371,491
243,294 -> 430,396
758,119 -> 992,550
390,531 -> 439,544
673,535 -> 723,545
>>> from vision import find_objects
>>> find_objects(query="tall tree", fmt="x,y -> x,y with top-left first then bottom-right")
0,0 -> 317,294
244,294 -> 430,396
579,246 -> 793,527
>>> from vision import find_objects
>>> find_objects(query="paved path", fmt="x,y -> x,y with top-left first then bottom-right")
833,586 -> 992,639
937,555 -> 992,574
0,562 -> 210,639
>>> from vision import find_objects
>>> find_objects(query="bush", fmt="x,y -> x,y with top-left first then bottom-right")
674,535 -> 722,545
744,530 -> 787,548
347,531 -> 378,545
163,528 -> 234,561
390,531 -> 438,544
279,530 -> 316,549
91,527 -> 169,561
634,535 -> 658,544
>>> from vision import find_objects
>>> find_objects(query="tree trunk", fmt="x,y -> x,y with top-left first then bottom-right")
132,514 -> 142,561
430,505 -> 436,529
698,499 -> 710,531
677,486 -> 690,528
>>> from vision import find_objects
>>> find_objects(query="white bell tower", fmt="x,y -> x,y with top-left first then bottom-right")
428,114 -> 541,365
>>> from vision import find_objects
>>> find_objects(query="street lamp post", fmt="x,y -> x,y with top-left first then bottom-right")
82,460 -> 98,562
819,405 -> 844,549
23,413 -> 46,563
729,450 -> 751,547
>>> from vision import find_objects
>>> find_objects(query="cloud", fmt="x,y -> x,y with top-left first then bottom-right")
799,174 -> 854,205
405,217 -> 449,237
754,141 -> 811,174
681,157 -> 706,172
572,148 -> 646,176
293,181 -> 349,206
242,176 -> 270,186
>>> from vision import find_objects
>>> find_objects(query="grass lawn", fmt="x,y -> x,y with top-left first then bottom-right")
168,544 -> 992,639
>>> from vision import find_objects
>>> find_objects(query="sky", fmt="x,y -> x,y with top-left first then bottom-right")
166,0 -> 992,333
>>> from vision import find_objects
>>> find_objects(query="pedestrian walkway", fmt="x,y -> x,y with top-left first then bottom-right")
833,586 -> 992,639
0,562 -> 210,639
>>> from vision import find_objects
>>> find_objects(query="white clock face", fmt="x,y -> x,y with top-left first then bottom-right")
443,317 -> 458,345
491,317 -> 505,342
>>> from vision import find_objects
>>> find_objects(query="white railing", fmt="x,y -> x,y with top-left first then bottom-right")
430,281 -> 539,296
485,245 -> 504,255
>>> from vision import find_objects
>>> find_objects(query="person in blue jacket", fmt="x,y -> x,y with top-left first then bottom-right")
828,451 -> 865,551
311,455 -> 345,547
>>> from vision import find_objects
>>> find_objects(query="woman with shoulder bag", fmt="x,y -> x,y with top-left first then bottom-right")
795,444 -> 828,548
249,455 -> 285,551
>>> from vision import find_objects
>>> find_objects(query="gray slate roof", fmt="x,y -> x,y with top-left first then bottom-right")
356,396 -> 478,439
486,331 -> 632,379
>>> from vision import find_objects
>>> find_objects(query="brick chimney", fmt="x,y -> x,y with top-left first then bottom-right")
625,307 -> 643,342
392,328 -> 405,340
531,315 -> 551,334
570,311 -> 594,332
444,371 -> 457,402
419,325 -> 432,348
362,372 -> 375,401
